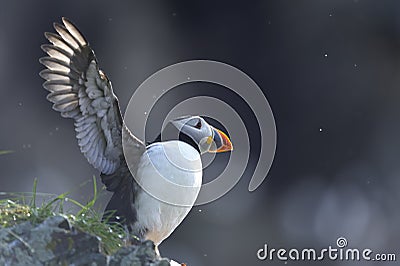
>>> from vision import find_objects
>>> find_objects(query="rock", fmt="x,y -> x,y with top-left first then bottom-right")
0,216 -> 172,266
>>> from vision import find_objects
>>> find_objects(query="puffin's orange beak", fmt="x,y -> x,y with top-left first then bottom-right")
209,127 -> 233,153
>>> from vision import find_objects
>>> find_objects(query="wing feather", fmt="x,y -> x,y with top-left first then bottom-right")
39,57 -> 74,73
53,22 -> 81,50
41,44 -> 71,63
44,32 -> 75,55
61,17 -> 87,47
43,80 -> 74,92
39,69 -> 70,81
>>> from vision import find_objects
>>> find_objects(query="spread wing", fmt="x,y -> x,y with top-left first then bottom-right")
39,17 -> 145,180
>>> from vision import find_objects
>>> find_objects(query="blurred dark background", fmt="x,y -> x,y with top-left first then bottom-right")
1,0 -> 400,265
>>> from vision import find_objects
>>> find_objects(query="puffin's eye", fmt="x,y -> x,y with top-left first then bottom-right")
194,120 -> 202,129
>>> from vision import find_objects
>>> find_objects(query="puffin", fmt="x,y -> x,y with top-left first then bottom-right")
39,18 -> 233,252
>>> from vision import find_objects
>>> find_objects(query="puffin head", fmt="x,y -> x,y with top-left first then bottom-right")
170,115 -> 233,154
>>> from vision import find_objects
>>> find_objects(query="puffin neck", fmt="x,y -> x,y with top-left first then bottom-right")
151,123 -> 200,153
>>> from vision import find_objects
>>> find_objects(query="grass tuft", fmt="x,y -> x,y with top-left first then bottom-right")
0,150 -> 13,155
0,177 -> 128,255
